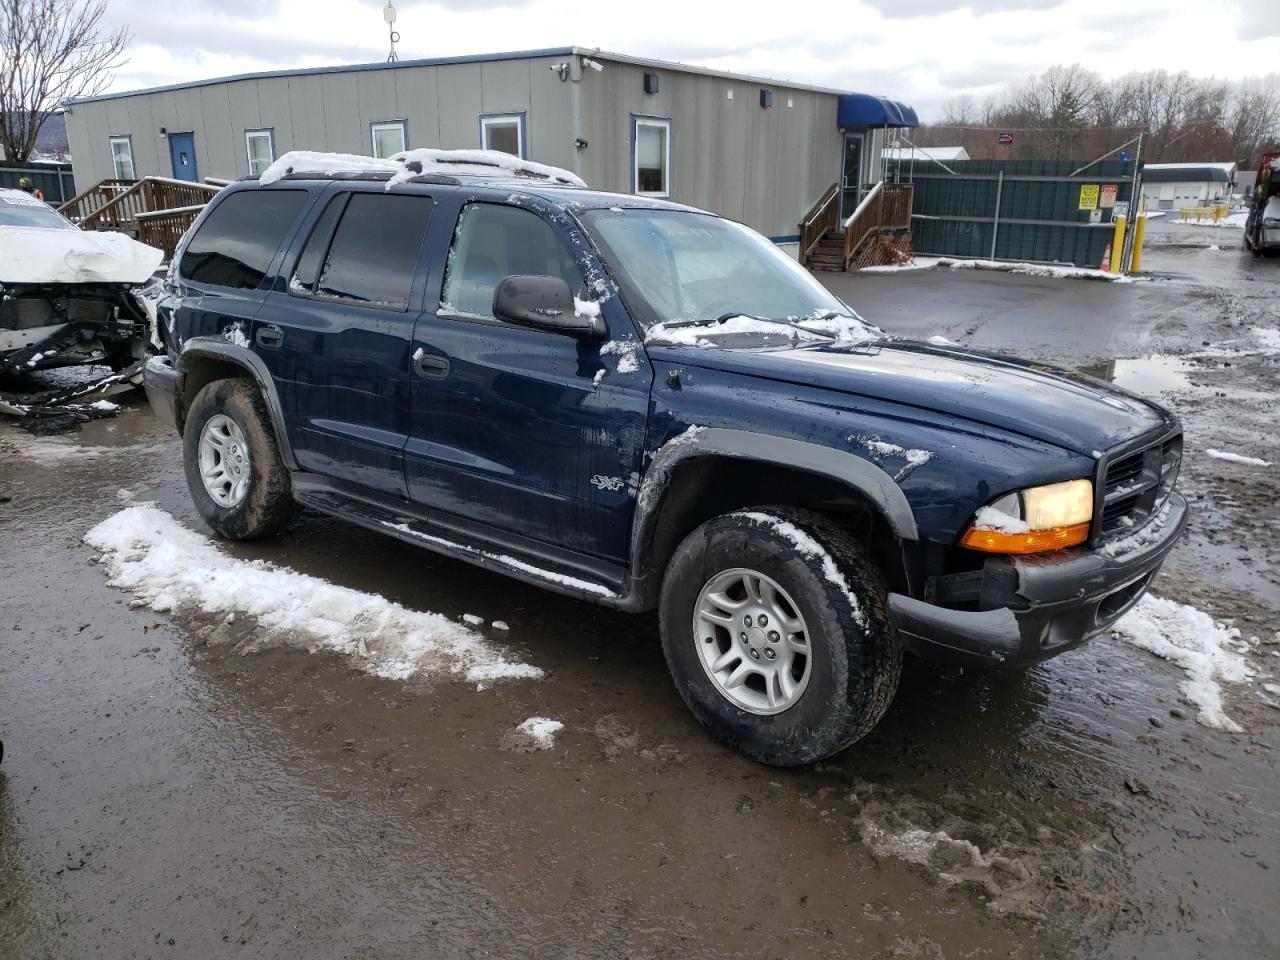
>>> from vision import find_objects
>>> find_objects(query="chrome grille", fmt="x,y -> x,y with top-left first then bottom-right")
1098,429 -> 1181,539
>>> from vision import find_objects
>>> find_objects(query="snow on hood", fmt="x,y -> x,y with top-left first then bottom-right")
259,148 -> 586,189
0,225 -> 163,285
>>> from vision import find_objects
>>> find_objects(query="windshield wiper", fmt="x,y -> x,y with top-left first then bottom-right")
657,312 -> 784,331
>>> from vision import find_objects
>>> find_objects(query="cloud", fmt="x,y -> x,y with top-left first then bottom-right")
1237,0 -> 1279,38
90,0 -> 1280,123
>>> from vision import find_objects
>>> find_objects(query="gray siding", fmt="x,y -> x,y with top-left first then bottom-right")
64,52 -> 869,241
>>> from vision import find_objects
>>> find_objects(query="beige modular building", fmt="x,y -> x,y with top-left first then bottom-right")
64,46 -> 918,254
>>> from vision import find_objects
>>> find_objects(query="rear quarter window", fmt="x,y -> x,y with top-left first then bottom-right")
179,189 -> 307,289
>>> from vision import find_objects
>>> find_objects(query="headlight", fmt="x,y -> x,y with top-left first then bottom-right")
960,479 -> 1093,554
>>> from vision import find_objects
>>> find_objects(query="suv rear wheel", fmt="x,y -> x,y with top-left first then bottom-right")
182,378 -> 297,540
659,507 -> 901,766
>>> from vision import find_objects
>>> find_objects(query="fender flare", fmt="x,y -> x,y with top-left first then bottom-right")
178,338 -> 298,470
629,426 -> 919,587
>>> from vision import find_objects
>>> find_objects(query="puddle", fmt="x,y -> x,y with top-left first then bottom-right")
1078,355 -> 1194,395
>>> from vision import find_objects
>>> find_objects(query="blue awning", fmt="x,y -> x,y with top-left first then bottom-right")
837,93 -> 918,129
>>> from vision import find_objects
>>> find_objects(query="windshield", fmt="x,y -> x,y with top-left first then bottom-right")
0,192 -> 74,230
580,208 -> 860,335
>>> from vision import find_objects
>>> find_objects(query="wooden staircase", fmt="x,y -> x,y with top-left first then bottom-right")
800,180 -> 914,272
58,177 -> 222,259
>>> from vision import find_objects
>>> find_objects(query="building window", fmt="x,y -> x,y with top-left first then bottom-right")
370,120 -> 407,159
245,129 -> 275,177
479,114 -> 524,158
632,116 -> 671,197
109,136 -> 135,179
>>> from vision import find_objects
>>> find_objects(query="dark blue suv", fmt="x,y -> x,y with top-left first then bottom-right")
145,151 -> 1188,766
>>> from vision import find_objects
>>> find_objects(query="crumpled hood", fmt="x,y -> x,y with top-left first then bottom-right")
0,225 -> 163,285
646,338 -> 1171,455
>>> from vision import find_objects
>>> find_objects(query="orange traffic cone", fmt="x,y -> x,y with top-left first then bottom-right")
1100,243 -> 1112,272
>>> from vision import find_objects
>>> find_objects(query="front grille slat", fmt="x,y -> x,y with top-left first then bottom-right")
1098,428 -> 1181,542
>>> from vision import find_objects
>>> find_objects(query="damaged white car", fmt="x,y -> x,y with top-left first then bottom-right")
0,188 -> 164,418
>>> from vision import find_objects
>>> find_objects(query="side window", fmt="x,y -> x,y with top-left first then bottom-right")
440,203 -> 583,319
295,193 -> 434,311
179,189 -> 307,289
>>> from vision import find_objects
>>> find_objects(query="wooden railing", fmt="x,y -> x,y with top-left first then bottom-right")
66,177 -> 221,232
57,178 -> 136,225
841,181 -> 885,268
881,182 -> 914,231
135,205 -> 206,260
799,182 -> 839,261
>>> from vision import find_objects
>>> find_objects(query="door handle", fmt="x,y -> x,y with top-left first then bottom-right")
256,324 -> 284,349
412,347 -> 449,379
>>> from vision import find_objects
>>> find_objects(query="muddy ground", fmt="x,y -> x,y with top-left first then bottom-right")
1,222 -> 1277,959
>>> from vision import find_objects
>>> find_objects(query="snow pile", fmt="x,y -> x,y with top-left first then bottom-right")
927,335 -> 960,346
85,504 -> 543,683
861,256 -> 1130,282
1112,594 -> 1255,732
1205,448 -> 1271,468
0,225 -> 163,284
514,716 -> 563,750
1171,211 -> 1247,229
646,316 -> 829,346
259,149 -> 585,190
790,313 -> 882,344
735,511 -> 866,626
972,505 -> 1030,534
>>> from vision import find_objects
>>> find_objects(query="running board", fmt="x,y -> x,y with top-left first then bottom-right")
293,484 -> 630,608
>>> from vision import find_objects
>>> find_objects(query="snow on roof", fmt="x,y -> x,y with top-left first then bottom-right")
1143,161 -> 1237,172
883,146 -> 969,162
258,149 -> 587,189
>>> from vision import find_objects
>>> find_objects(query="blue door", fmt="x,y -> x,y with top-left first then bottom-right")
168,132 -> 198,181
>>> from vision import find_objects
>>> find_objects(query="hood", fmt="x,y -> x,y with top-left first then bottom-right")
0,225 -> 163,286
647,338 -> 1170,456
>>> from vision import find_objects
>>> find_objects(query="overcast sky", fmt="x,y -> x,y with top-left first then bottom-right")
100,0 -> 1279,120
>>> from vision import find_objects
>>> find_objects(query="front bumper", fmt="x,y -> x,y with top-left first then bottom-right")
888,492 -> 1188,666
143,354 -> 182,431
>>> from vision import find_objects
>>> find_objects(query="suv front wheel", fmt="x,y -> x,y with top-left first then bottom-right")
182,378 -> 298,540
659,507 -> 901,766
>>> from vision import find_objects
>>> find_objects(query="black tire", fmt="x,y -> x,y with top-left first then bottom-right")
182,378 -> 297,540
659,506 -> 902,766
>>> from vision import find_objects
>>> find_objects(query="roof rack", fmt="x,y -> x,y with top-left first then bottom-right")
259,149 -> 588,190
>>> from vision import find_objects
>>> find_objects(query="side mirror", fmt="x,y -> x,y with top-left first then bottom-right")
492,275 -> 605,339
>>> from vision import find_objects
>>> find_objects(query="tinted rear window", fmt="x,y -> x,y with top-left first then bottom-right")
180,189 -> 307,289
313,193 -> 434,310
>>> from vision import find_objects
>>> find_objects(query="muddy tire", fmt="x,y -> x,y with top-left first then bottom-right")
182,378 -> 297,540
659,507 -> 902,767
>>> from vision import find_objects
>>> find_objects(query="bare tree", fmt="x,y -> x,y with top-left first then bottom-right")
0,0 -> 128,161
940,93 -> 977,127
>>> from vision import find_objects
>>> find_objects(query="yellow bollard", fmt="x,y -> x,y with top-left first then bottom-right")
1131,213 -> 1147,273
1110,214 -> 1127,274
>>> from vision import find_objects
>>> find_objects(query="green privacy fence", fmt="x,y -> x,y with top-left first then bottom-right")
0,162 -> 76,205
885,159 -> 1138,268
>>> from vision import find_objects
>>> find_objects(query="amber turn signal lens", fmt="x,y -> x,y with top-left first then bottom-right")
959,521 -> 1090,555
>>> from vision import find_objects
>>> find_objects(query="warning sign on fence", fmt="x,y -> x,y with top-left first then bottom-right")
1099,184 -> 1118,209
1079,184 -> 1100,210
